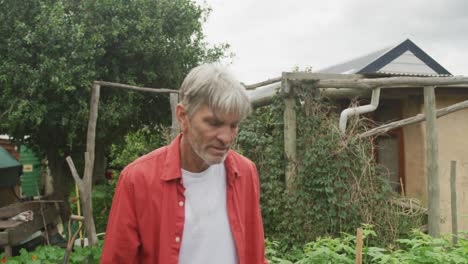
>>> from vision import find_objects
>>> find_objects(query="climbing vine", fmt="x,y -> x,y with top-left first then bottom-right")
237,93 -> 424,249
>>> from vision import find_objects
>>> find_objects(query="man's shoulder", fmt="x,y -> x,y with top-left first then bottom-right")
228,150 -> 258,178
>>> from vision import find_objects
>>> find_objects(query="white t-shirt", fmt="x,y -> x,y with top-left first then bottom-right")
178,163 -> 238,264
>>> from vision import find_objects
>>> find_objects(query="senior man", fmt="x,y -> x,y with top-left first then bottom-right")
101,64 -> 268,264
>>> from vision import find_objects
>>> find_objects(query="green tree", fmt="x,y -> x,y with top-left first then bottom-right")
0,0 -> 227,203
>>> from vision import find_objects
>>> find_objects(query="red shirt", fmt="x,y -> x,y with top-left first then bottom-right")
101,134 -> 268,264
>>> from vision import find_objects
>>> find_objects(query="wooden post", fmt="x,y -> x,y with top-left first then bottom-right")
281,75 -> 297,192
355,228 -> 363,264
424,86 -> 440,238
65,81 -> 178,248
170,93 -> 180,140
4,246 -> 12,257
66,83 -> 100,247
450,160 -> 458,245
284,97 -> 296,191
82,83 -> 100,246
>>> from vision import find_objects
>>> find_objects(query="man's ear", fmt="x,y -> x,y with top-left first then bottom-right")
176,104 -> 188,131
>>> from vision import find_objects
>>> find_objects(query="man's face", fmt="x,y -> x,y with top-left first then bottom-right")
182,105 -> 240,166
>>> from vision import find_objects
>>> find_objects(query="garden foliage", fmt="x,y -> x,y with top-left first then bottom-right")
2,227 -> 467,263
0,241 -> 102,264
266,226 -> 468,264
236,93 -> 424,249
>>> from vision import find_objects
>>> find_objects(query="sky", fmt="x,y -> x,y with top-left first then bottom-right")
196,0 -> 468,84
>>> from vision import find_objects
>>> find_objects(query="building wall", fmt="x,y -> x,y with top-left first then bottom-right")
435,96 -> 468,234
402,95 -> 426,201
402,95 -> 468,234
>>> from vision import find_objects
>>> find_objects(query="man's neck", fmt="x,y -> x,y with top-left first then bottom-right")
179,135 -> 210,173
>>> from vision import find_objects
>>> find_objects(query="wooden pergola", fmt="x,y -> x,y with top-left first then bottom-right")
248,72 -> 468,238
74,73 -> 468,246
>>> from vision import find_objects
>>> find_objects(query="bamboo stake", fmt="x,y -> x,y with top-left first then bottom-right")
355,228 -> 363,264
450,160 -> 458,245
424,86 -> 440,238
74,183 -> 84,246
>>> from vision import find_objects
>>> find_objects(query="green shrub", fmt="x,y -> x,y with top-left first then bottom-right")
109,125 -> 169,170
237,94 -> 424,248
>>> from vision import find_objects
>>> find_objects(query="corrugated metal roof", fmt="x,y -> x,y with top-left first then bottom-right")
318,46 -> 392,74
318,39 -> 452,77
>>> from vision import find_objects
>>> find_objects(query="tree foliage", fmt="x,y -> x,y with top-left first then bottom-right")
0,0 -> 227,199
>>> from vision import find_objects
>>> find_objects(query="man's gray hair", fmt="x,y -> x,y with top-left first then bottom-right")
179,64 -> 251,120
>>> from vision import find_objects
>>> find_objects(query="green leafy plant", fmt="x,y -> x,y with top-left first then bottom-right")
0,241 -> 102,263
237,94 -> 424,249
264,226 -> 468,264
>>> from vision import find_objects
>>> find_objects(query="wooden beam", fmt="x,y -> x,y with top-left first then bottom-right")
9,207 -> 58,245
424,86 -> 440,238
282,72 -> 363,81
359,98 -> 468,138
94,81 -> 177,94
0,202 -> 41,219
316,76 -> 468,89
284,98 -> 297,191
450,160 -> 458,245
245,77 -> 281,90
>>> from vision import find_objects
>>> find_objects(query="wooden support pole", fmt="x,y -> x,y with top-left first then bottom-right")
65,80 -> 178,249
66,83 -> 100,247
284,97 -> 297,192
355,228 -> 363,264
450,160 -> 458,245
424,86 -> 440,238
170,93 -> 180,141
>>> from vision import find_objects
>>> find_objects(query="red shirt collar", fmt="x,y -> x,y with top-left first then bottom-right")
160,133 -> 240,181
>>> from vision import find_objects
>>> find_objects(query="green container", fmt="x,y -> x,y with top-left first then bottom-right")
19,145 -> 42,197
